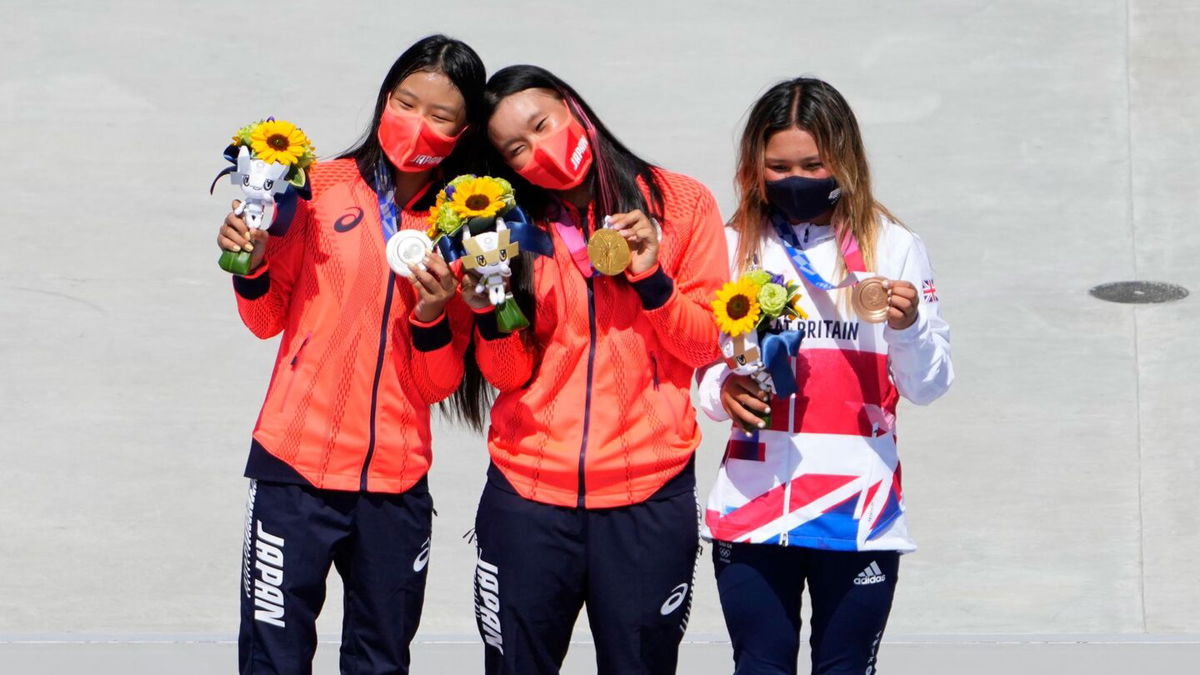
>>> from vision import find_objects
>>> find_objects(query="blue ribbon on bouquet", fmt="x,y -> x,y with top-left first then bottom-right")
760,329 -> 804,398
434,205 -> 555,263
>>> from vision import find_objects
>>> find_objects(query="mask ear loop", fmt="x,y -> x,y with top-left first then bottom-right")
563,93 -> 614,231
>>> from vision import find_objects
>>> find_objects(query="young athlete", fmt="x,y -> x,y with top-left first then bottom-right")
698,78 -> 954,674
215,35 -> 484,674
459,65 -> 728,675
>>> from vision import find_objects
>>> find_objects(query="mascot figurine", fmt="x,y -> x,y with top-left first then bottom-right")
462,220 -> 528,331
211,118 -> 315,275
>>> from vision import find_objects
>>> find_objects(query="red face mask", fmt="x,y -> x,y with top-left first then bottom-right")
515,115 -> 594,190
377,106 -> 464,172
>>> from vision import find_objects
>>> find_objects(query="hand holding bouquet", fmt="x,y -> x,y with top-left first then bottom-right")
211,118 -> 315,275
711,270 -> 807,430
425,175 -> 530,332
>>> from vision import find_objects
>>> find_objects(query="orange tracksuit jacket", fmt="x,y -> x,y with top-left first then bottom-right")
473,168 -> 729,509
232,158 -> 472,493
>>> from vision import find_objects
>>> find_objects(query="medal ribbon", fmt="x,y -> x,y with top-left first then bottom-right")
550,203 -> 594,279
373,158 -> 400,242
769,212 -> 867,289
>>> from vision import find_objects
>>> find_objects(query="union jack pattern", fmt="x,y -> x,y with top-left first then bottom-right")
922,279 -> 939,303
699,218 -> 953,553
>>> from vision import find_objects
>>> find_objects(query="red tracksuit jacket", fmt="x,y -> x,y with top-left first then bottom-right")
233,158 -> 471,493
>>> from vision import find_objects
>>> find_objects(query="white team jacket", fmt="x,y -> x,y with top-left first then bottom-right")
698,218 -> 953,553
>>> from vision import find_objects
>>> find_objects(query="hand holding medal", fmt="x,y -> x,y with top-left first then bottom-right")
408,252 -> 457,324
851,277 -> 919,329
882,279 -> 919,330
600,210 -> 659,276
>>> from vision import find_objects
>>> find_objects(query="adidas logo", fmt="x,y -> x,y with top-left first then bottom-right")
853,561 -> 886,586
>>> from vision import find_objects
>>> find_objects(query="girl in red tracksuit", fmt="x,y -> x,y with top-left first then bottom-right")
456,65 -> 728,675
215,35 -> 485,675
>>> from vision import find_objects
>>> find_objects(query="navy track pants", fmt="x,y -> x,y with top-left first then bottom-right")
472,464 -> 701,675
713,541 -> 900,675
238,478 -> 433,674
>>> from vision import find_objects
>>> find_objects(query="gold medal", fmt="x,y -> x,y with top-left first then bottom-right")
587,228 -> 631,276
852,277 -> 890,323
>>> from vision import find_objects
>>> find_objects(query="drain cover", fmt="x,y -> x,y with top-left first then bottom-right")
1089,281 -> 1189,304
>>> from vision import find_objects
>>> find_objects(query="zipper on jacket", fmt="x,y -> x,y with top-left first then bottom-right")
360,272 -> 396,491
276,333 -> 311,413
577,275 -> 597,509
289,333 -> 311,367
649,353 -> 660,390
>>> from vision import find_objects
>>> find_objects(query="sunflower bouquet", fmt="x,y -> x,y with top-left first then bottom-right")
427,175 -> 528,332
425,174 -> 516,241
711,270 -> 808,430
211,118 -> 316,275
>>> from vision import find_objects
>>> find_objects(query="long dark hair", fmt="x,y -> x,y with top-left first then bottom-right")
483,65 -> 664,227
338,34 -> 486,210
339,35 -> 492,429
448,65 -> 668,431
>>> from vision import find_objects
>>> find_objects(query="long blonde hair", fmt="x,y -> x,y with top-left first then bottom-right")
730,78 -> 899,276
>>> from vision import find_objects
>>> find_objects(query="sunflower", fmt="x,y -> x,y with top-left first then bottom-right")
250,119 -> 312,166
711,277 -> 763,336
449,176 -> 510,220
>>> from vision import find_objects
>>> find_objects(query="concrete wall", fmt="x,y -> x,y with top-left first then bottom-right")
1,0 -> 1196,639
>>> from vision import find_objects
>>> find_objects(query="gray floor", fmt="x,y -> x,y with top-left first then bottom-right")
2,639 -> 1199,674
2,0 -> 1199,672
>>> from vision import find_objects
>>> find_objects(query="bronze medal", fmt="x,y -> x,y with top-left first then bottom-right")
852,277 -> 890,323
587,228 -> 631,276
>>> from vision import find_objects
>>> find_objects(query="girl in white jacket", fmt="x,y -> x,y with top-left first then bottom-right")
698,78 -> 953,674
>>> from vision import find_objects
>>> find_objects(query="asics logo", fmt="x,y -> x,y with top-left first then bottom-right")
413,537 -> 431,572
333,207 -> 364,233
660,583 -> 689,615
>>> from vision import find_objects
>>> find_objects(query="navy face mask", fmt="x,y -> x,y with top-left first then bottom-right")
764,175 -> 841,223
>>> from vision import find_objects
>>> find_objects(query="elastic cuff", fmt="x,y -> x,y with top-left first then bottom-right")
475,310 -> 506,341
470,303 -> 497,316
233,265 -> 270,300
624,263 -> 661,283
410,313 -> 452,352
627,265 -> 674,310
410,311 -> 446,328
